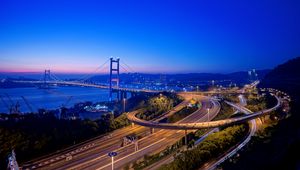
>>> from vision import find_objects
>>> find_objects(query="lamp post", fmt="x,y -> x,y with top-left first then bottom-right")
207,108 -> 210,122
123,98 -> 126,113
108,152 -> 117,170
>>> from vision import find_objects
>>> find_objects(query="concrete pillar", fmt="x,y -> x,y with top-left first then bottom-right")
150,128 -> 154,134
185,130 -> 188,145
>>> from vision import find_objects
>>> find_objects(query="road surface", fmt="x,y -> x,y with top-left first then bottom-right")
22,95 -> 219,170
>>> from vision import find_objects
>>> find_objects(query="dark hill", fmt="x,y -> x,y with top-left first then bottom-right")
260,57 -> 300,101
224,56 -> 300,170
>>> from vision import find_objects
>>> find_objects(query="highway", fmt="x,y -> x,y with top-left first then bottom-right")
144,92 -> 259,170
21,97 -> 185,170
202,91 -> 282,170
21,94 -> 219,170
201,95 -> 257,170
127,92 -> 281,130
21,83 -> 281,170
60,96 -> 220,170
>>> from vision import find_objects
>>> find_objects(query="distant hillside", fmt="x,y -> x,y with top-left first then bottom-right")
227,70 -> 270,84
89,70 -> 270,84
260,57 -> 300,100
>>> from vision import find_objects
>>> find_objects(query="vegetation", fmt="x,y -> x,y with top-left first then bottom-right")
167,106 -> 198,123
0,93 -> 154,169
222,57 -> 300,170
223,94 -> 239,103
137,92 -> 183,120
0,113 -> 99,168
158,124 -> 248,170
245,94 -> 267,112
0,92 -> 182,168
131,140 -> 184,170
213,101 -> 235,121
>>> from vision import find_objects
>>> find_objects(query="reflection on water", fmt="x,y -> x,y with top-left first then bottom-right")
0,86 -> 116,113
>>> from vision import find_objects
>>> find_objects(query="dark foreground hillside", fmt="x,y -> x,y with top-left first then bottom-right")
223,57 -> 300,170
262,57 -> 300,100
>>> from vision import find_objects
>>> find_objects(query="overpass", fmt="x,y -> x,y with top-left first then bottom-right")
127,90 -> 281,130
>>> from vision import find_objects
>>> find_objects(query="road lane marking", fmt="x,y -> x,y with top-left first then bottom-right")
96,138 -> 166,170
66,131 -> 165,170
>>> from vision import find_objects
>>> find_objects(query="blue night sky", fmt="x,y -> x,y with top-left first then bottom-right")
0,0 -> 300,73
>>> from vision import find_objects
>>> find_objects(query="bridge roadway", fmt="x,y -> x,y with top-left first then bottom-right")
22,94 -> 219,170
13,80 -> 259,94
13,80 -> 159,93
127,92 -> 281,130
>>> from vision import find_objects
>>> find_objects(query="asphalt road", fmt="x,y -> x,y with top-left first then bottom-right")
22,94 -> 219,170
63,96 -> 220,170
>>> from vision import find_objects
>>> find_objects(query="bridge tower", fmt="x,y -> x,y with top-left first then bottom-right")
109,57 -> 120,101
7,150 -> 19,170
43,69 -> 51,88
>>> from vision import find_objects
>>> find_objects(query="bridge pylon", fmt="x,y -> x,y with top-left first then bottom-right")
42,69 -> 51,89
109,57 -> 120,101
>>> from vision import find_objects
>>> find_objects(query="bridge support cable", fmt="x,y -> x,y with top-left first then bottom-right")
50,73 -> 63,82
120,60 -> 152,91
77,58 -> 110,83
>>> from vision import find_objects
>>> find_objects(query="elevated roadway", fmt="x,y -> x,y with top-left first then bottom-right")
127,93 -> 281,130
202,95 -> 257,170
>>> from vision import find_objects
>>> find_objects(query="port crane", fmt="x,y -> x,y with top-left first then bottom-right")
21,96 -> 34,113
0,94 -> 20,114
0,95 -> 10,113
62,96 -> 73,108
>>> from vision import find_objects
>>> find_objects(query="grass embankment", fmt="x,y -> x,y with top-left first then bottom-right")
128,140 -> 184,170
136,92 -> 183,120
223,94 -> 239,103
245,93 -> 267,112
213,101 -> 235,121
167,106 -> 199,123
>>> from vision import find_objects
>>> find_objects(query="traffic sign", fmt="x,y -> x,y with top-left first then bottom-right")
108,152 -> 117,157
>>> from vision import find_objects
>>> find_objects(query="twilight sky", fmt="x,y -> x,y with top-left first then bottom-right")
0,0 -> 300,73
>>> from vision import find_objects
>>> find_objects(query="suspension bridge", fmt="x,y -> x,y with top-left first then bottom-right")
12,57 -> 159,101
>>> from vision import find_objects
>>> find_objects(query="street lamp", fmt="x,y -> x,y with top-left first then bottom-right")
207,108 -> 210,122
123,98 -> 126,113
108,152 -> 117,170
